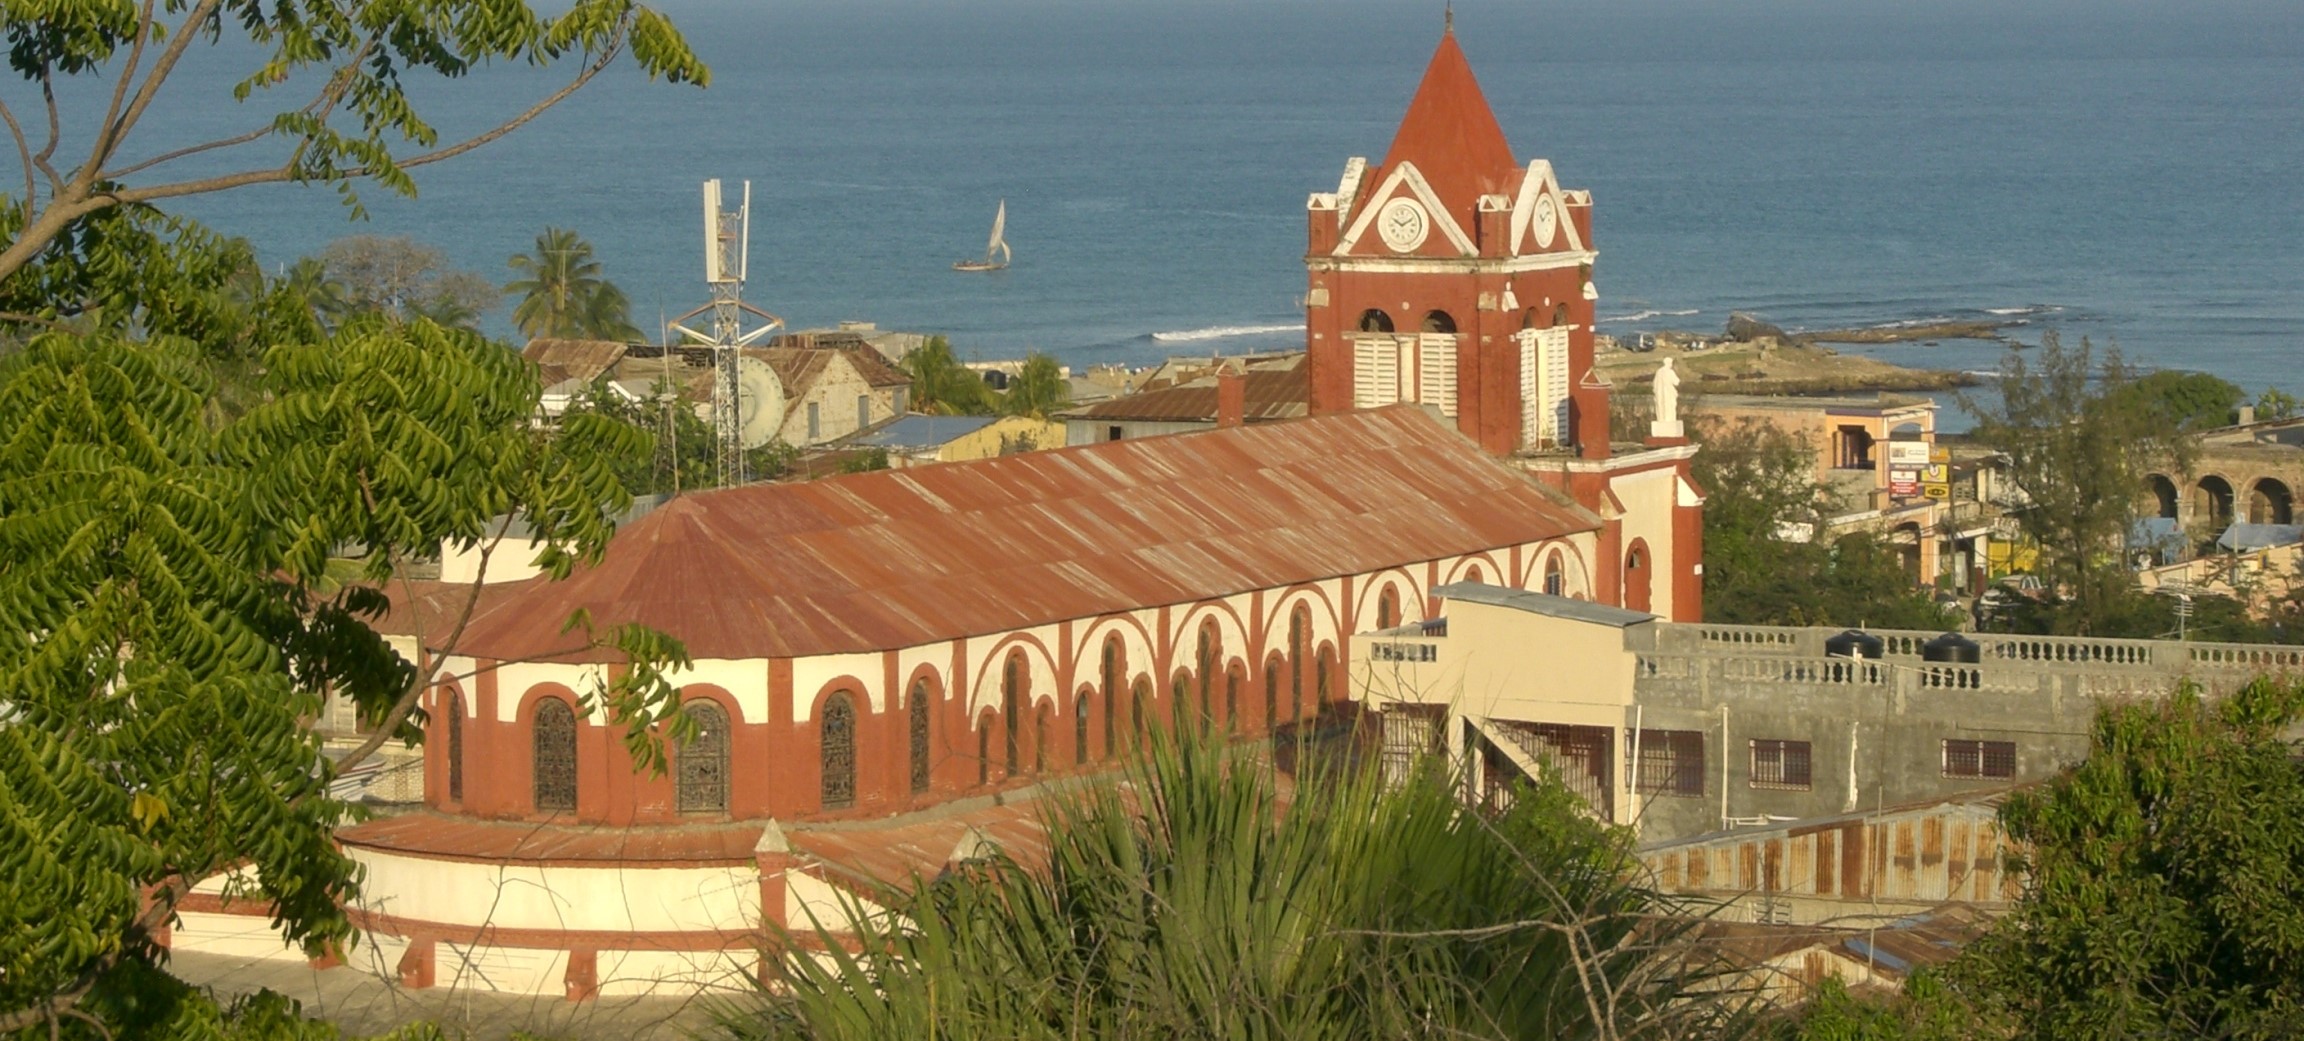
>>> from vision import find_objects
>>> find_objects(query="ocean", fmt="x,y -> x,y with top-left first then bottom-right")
137,1 -> 2304,419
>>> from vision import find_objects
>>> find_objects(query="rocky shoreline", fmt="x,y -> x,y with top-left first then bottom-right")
1596,312 -> 1999,396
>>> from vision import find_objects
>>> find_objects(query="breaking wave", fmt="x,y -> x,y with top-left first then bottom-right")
1599,309 -> 1699,323
1150,323 -> 1302,343
1985,305 -> 2061,316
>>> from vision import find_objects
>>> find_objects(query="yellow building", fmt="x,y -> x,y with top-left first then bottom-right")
851,414 -> 1065,468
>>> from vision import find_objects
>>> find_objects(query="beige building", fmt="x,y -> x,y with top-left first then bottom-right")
762,344 -> 912,447
1691,394 -> 1952,585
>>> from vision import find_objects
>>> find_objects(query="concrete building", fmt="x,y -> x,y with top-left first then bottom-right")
1351,581 -> 2303,845
520,339 -> 912,448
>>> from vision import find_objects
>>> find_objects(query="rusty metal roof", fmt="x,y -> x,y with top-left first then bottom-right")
1061,366 -> 1308,424
452,406 -> 1599,663
521,338 -> 629,385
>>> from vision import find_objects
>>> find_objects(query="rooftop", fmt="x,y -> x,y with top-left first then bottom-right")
1434,581 -> 1655,628
850,414 -> 1003,451
452,407 -> 1599,662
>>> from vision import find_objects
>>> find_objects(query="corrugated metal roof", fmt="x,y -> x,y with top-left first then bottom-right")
521,338 -> 629,385
852,414 -> 1002,450
1062,366 -> 1307,423
453,406 -> 1598,662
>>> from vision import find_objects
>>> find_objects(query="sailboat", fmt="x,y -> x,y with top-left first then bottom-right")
953,200 -> 1011,272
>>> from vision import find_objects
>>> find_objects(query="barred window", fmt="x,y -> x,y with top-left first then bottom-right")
1544,555 -> 1565,597
676,701 -> 730,813
1003,652 -> 1023,775
1748,739 -> 1811,791
1943,739 -> 2017,779
446,692 -> 464,802
1629,729 -> 1705,797
821,692 -> 856,809
909,679 -> 931,793
532,699 -> 577,812
1101,638 -> 1122,759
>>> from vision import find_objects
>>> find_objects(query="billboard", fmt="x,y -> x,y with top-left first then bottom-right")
1887,440 -> 1931,467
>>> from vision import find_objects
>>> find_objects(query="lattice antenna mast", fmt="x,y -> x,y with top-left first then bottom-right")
668,179 -> 783,488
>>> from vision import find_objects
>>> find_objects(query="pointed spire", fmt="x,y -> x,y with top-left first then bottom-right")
1444,2 -> 1453,35
1379,30 -> 1518,231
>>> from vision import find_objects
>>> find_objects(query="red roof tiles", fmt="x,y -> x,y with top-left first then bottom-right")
452,406 -> 1596,662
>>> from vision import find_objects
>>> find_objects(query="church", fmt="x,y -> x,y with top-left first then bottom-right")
169,24 -> 1703,1000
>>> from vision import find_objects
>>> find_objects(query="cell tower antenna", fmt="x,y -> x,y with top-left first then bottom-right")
667,179 -> 784,487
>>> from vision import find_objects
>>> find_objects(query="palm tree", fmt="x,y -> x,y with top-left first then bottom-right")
902,335 -> 997,415
1001,351 -> 1071,419
506,228 -> 637,340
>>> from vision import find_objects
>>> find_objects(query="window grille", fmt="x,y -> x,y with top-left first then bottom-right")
1101,638 -> 1121,758
1379,706 -> 1445,786
1544,555 -> 1565,597
533,699 -> 577,812
1628,729 -> 1705,797
1003,653 -> 1022,774
676,701 -> 730,813
909,679 -> 931,793
1749,739 -> 1812,791
821,692 -> 857,809
1943,739 -> 2017,779
1075,689 -> 1090,765
1289,607 -> 1308,723
446,693 -> 464,802
1371,642 -> 1438,663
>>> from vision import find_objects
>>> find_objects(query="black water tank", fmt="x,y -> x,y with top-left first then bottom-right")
1922,632 -> 1982,664
1824,629 -> 1884,660
982,369 -> 1010,391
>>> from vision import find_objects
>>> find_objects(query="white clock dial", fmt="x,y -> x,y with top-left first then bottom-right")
1378,198 -> 1429,253
1532,194 -> 1558,249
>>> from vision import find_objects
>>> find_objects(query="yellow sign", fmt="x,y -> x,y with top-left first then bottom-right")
1930,445 -> 1951,464
1922,463 -> 1950,483
1923,485 -> 1951,500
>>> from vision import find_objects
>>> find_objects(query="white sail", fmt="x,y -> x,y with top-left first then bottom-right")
987,200 -> 1007,258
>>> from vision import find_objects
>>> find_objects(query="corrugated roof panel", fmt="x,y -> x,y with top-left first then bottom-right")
452,407 -> 1598,661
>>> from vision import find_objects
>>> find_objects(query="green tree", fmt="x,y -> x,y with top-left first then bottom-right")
901,334 -> 996,415
0,0 -> 706,285
0,319 -> 695,1037
506,227 -> 641,341
1964,334 -> 2193,634
2109,369 -> 2243,432
2254,387 -> 2300,422
1950,678 -> 2304,1037
1692,417 -> 1953,629
745,737 -> 1737,1041
1000,351 -> 1070,418
316,235 -> 495,327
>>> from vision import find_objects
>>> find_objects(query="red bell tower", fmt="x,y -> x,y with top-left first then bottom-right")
1304,23 -> 1610,459
1303,21 -> 1707,622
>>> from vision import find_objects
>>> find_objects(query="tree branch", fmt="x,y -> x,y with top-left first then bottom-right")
89,0 -> 161,178
0,94 -> 34,202
92,0 -> 221,179
390,33 -> 624,175
34,68 -> 62,193
104,32 -> 379,183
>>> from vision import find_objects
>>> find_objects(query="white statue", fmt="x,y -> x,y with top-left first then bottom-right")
1650,357 -> 1684,439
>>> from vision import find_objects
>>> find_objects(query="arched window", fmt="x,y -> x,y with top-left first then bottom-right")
1035,702 -> 1051,773
2144,474 -> 2179,520
1358,308 -> 1395,333
532,698 -> 576,813
1075,687 -> 1091,765
1316,646 -> 1336,709
1131,676 -> 1152,742
1288,605 -> 1310,724
1625,541 -> 1653,613
1196,621 -> 1218,726
821,691 -> 856,810
676,701 -> 730,814
1101,637 -> 1122,760
1172,670 -> 1190,731
445,692 -> 464,803
1465,563 -> 1486,584
1224,664 -> 1241,727
1263,658 -> 1280,731
1421,310 -> 1457,334
978,714 -> 992,787
2251,478 -> 2294,524
1003,651 -> 1023,775
1377,586 -> 1400,629
909,678 -> 931,793
1544,554 -> 1565,597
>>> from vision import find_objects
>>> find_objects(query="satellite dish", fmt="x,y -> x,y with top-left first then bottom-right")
734,355 -> 786,449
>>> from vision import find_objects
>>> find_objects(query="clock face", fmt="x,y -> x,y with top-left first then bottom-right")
1532,194 -> 1558,249
1378,198 -> 1429,253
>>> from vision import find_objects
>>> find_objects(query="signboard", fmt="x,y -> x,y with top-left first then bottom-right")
1930,445 -> 1952,464
1890,469 -> 1921,496
1887,440 -> 1931,467
1923,485 -> 1951,500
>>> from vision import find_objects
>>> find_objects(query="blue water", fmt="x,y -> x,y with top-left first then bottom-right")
131,1 -> 2303,402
